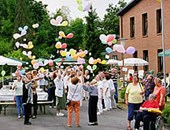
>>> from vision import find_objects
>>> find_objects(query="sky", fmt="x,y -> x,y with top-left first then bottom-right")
37,0 -> 131,19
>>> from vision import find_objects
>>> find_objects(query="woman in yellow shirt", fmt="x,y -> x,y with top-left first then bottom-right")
125,74 -> 144,130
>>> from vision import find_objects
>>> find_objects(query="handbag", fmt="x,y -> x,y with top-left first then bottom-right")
66,85 -> 78,106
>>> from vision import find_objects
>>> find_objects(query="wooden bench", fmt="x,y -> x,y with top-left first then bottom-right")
0,101 -> 16,115
38,100 -> 53,114
0,100 -> 53,115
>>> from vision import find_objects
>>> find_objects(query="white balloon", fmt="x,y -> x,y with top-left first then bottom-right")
35,23 -> 39,28
15,42 -> 20,48
28,51 -> 32,56
24,26 -> 28,30
23,44 -> 28,49
13,33 -> 21,39
32,23 -> 39,28
105,55 -> 110,59
22,51 -> 27,55
21,30 -> 27,36
44,60 -> 49,66
18,27 -> 22,31
89,57 -> 94,64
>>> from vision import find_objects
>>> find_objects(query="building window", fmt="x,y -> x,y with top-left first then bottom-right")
142,13 -> 148,36
157,9 -> 162,33
130,17 -> 135,38
133,51 -> 138,71
158,49 -> 163,72
143,50 -> 148,71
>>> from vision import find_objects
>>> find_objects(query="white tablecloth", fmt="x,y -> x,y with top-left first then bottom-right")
0,89 -> 48,101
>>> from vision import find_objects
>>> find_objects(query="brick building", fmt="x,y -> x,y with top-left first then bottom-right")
117,0 -> 170,74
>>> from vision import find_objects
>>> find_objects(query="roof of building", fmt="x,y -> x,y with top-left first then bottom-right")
117,0 -> 141,16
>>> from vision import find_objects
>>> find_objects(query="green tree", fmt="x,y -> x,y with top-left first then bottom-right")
14,0 -> 30,31
0,0 -> 16,40
65,18 -> 85,50
83,6 -> 104,59
102,0 -> 127,35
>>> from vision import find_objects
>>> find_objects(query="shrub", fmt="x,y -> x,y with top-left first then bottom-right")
120,87 -> 126,101
162,104 -> 170,124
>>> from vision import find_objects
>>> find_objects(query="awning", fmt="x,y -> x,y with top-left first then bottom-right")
158,49 -> 170,57
0,56 -> 22,66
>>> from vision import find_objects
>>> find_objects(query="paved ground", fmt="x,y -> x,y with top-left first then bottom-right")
0,101 -> 128,130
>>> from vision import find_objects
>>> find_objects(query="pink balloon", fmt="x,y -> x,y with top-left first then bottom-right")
126,46 -> 136,55
56,16 -> 63,24
48,60 -> 53,66
99,34 -> 107,43
115,45 -> 126,53
77,58 -> 85,64
113,44 -> 119,51
61,43 -> 67,49
66,33 -> 74,39
50,19 -> 57,26
107,34 -> 114,43
33,63 -> 39,69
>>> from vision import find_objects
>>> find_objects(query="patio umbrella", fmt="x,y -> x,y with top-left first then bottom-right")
158,49 -> 170,57
9,57 -> 28,65
106,59 -> 121,65
119,58 -> 148,66
53,57 -> 77,64
0,56 -> 22,66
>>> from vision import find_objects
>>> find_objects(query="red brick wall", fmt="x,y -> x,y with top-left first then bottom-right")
119,0 -> 170,74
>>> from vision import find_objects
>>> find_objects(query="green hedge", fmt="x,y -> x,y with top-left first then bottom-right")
162,104 -> 170,124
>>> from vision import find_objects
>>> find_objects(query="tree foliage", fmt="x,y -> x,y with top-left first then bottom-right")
102,0 -> 127,35
0,0 -> 126,65
83,6 -> 104,59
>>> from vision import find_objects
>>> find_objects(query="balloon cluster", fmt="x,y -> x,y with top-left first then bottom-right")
50,16 -> 68,26
87,65 -> 97,73
15,41 -> 34,49
76,0 -> 91,12
13,24 -> 40,62
13,26 -> 28,39
55,42 -> 67,49
113,45 -> 136,54
58,31 -> 74,39
89,57 -> 106,65
99,34 -> 117,46
31,59 -> 54,69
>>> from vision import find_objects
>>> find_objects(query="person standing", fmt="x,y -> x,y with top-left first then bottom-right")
12,75 -> 25,119
125,74 -> 144,130
110,68 -> 119,103
32,70 -> 38,119
84,70 -> 90,100
153,78 -> 166,111
67,76 -> 83,127
83,79 -> 98,125
96,74 -> 103,115
144,74 -> 155,100
54,71 -> 65,116
48,72 -> 56,108
22,72 -> 33,125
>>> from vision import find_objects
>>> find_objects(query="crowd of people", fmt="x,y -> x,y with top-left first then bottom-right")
12,65 -> 119,126
11,65 -> 168,129
125,73 -> 166,130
